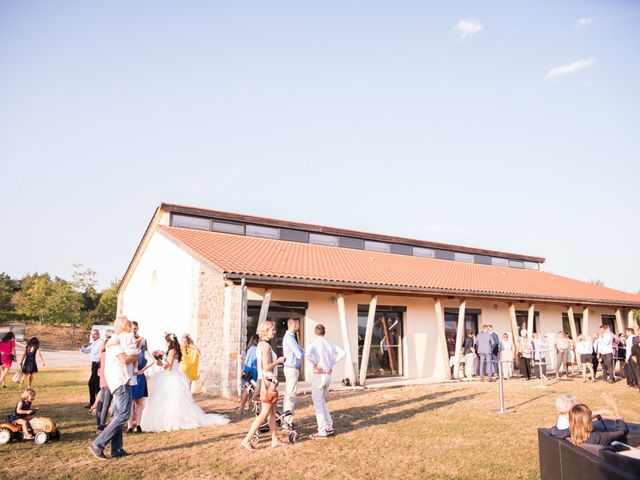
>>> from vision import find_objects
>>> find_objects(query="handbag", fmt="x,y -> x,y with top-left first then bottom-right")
260,376 -> 279,405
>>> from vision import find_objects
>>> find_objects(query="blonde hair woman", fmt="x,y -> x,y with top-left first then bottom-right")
179,334 -> 201,391
240,321 -> 285,451
575,335 -> 595,382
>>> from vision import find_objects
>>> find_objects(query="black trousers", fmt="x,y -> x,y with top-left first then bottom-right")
89,362 -> 100,405
519,356 -> 532,379
601,353 -> 614,382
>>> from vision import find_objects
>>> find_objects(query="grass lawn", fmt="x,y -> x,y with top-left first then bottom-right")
1,368 -> 638,480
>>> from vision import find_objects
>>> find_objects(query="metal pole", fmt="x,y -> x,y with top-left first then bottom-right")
492,360 -> 514,414
532,348 -> 552,390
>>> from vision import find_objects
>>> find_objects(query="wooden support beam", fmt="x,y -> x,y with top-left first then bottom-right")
452,300 -> 466,379
527,304 -> 535,339
567,306 -> 578,343
508,304 -> 519,343
359,295 -> 378,387
434,299 -> 452,380
380,315 -> 396,375
258,289 -> 272,324
336,293 -> 356,386
628,309 -> 636,329
582,307 -> 589,336
615,308 -> 624,335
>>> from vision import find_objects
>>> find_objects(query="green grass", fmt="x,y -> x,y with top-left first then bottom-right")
1,368 -> 638,479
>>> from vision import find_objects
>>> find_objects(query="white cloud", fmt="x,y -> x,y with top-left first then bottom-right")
450,19 -> 483,42
575,17 -> 594,29
544,58 -> 596,81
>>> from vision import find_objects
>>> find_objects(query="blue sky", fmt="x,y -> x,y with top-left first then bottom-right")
1,1 -> 638,293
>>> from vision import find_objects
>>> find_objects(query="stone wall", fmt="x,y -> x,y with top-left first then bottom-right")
194,264 -> 246,399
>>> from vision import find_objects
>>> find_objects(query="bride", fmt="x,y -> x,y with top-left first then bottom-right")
140,333 -> 229,432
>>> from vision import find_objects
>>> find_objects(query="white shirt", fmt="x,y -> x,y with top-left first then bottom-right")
118,332 -> 138,386
306,337 -> 345,374
576,341 -> 592,355
256,341 -> 277,379
104,342 -> 129,394
626,335 -> 635,362
80,338 -> 104,363
597,331 -> 614,355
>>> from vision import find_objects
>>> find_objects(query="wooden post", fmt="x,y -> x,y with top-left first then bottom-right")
567,307 -> 578,342
258,289 -> 271,324
359,295 -> 378,387
527,304 -> 535,339
434,299 -> 452,380
452,300 -> 466,379
380,315 -> 396,374
615,308 -> 624,335
628,309 -> 635,329
508,304 -> 519,343
336,293 -> 356,386
582,307 -> 589,336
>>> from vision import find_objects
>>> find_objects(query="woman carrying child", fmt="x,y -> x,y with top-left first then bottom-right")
7,389 -> 37,439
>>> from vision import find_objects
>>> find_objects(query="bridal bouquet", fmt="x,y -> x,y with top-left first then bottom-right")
152,350 -> 164,361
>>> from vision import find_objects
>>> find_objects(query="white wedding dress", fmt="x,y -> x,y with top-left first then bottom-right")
140,359 -> 229,432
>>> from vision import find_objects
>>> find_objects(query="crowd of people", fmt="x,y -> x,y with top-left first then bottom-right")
454,323 -> 639,386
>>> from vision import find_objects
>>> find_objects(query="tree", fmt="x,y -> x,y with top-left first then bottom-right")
92,279 -> 120,324
72,264 -> 99,312
17,275 -> 53,324
0,272 -> 17,312
589,279 -> 605,286
44,280 -> 83,326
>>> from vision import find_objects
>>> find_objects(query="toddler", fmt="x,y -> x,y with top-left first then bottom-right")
7,389 -> 37,439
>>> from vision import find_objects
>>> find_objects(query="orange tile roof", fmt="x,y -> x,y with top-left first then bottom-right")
158,226 -> 640,307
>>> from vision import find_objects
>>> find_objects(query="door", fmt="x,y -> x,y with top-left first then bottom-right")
358,310 -> 404,378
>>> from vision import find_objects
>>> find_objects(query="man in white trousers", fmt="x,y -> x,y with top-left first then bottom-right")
306,323 -> 345,440
282,318 -> 304,426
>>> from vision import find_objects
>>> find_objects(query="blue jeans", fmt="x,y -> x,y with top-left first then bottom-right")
479,353 -> 493,377
96,386 -> 113,429
93,384 -> 131,456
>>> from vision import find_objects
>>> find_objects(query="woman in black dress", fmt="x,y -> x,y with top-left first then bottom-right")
20,337 -> 45,389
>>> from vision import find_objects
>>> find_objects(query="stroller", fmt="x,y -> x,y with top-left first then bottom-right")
248,379 -> 300,445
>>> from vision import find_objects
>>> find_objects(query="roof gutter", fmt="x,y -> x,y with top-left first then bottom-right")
225,273 -> 640,309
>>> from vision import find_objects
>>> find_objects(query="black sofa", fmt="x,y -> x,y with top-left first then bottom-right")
538,428 -> 640,480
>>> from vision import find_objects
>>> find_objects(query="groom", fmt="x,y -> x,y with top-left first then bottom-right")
89,315 -> 139,460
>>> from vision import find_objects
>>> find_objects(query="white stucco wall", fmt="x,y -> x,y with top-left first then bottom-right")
121,231 -> 200,353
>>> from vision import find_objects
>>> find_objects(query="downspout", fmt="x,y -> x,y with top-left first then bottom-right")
236,276 -> 247,397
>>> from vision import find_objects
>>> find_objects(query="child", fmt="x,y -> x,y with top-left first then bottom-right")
105,318 -> 141,383
7,389 -> 37,439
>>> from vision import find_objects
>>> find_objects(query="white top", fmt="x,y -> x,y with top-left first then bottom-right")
104,342 -> 129,394
256,341 -> 277,379
597,331 -> 614,355
118,332 -> 137,386
306,337 -> 346,374
556,415 -> 570,430
626,335 -> 635,361
576,341 -> 592,355
79,338 -> 104,363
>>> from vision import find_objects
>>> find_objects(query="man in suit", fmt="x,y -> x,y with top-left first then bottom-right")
475,325 -> 496,382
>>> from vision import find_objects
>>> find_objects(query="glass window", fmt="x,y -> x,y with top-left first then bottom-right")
390,244 -> 412,256
515,311 -> 539,334
491,257 -> 509,267
443,308 -> 480,357
413,247 -> 434,258
454,252 -> 474,263
357,307 -> 404,378
561,313 -> 583,335
171,214 -> 210,230
245,224 -> 279,239
212,220 -> 244,235
280,229 -> 309,243
474,255 -> 492,265
601,315 -> 617,334
339,236 -> 364,249
508,260 -> 524,269
309,233 -> 338,246
524,261 -> 539,270
435,249 -> 455,261
364,240 -> 389,253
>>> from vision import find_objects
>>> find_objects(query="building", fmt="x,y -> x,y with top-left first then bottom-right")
117,203 -> 640,398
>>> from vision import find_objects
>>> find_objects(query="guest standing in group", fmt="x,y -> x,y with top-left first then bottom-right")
517,329 -> 533,380
488,325 -> 500,378
306,324 -> 345,439
94,329 -> 114,435
591,333 -> 601,379
283,318 -> 304,426
499,332 -> 515,379
78,329 -> 104,408
462,331 -> 476,379
127,323 -> 154,433
238,334 -> 259,414
0,332 -> 17,388
597,325 -> 615,383
19,337 -> 45,389
475,325 -> 495,382
531,333 -> 548,379
575,335 -> 595,382
89,316 -> 140,460
240,321 -> 285,450
555,332 -> 570,379
624,328 -> 638,386
616,333 -> 626,378
179,334 -> 201,391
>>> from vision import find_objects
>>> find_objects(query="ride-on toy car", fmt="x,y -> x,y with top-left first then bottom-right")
0,410 -> 60,445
